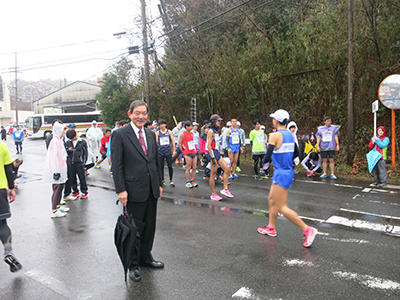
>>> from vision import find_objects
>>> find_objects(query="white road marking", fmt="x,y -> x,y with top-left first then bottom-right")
296,180 -> 326,184
352,194 -> 360,199
282,259 -> 315,267
323,237 -> 370,244
25,269 -> 91,299
325,216 -> 400,234
334,183 -> 363,189
333,271 -> 400,291
339,208 -> 400,220
232,287 -> 255,299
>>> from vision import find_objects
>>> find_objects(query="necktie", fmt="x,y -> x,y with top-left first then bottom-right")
138,129 -> 148,157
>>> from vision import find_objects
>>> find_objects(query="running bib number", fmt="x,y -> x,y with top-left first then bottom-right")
160,136 -> 169,146
256,134 -> 264,143
215,133 -> 220,144
187,140 -> 195,150
231,134 -> 239,144
322,132 -> 332,142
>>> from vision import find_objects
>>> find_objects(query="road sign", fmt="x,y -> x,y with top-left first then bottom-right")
372,100 -> 379,113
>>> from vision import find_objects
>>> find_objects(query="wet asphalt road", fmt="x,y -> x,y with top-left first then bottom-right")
1,138 -> 400,300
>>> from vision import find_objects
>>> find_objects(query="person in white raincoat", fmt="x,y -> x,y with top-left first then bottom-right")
287,121 -> 300,166
44,122 -> 69,218
86,120 -> 103,159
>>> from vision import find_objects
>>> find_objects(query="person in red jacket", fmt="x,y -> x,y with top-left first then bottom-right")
368,126 -> 389,187
95,128 -> 111,168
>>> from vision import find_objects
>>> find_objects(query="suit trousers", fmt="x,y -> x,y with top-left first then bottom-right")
127,190 -> 158,269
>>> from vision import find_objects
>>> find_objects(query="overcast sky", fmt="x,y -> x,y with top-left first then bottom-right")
0,0 -> 163,83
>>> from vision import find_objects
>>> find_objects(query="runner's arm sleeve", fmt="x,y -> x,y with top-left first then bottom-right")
226,134 -> 230,149
5,163 -> 14,189
262,144 -> 275,164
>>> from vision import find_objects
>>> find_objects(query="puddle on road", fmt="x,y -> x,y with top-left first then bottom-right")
161,196 -> 269,218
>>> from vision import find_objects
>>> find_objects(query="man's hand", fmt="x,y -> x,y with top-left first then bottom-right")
118,191 -> 128,207
159,186 -> 163,199
317,145 -> 321,152
68,147 -> 76,151
8,189 -> 16,203
336,144 -> 340,151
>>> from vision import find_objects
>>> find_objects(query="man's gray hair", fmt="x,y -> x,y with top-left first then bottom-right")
129,100 -> 148,113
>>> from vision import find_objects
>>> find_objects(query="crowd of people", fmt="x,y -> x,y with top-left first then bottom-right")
0,101 -> 390,278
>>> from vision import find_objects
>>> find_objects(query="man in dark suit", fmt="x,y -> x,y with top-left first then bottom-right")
111,100 -> 164,282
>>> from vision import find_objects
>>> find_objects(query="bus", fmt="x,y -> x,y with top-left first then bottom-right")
26,111 -> 105,139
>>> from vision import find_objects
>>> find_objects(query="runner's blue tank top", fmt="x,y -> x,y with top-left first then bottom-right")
158,129 -> 171,155
272,129 -> 295,189
229,127 -> 240,153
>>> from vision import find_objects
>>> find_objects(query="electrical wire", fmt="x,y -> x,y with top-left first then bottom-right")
159,0 -> 255,39
194,0 -> 276,36
0,48 -> 128,72
0,39 -> 107,57
0,53 -> 129,75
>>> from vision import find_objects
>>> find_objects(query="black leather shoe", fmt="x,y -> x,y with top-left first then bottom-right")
141,260 -> 164,269
129,269 -> 141,282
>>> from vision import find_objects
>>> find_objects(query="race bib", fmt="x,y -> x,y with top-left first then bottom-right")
322,132 -> 332,142
256,134 -> 264,143
160,136 -> 169,146
215,133 -> 220,144
187,140 -> 195,150
231,134 -> 239,144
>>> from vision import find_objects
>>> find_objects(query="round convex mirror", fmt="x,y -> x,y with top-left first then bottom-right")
378,74 -> 400,110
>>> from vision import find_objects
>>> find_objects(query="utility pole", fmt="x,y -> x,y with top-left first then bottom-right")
347,0 -> 354,165
15,52 -> 19,124
141,0 -> 151,116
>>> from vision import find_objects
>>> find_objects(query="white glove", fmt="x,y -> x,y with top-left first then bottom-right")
294,157 -> 300,165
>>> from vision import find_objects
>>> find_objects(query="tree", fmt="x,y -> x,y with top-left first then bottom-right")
96,58 -> 137,126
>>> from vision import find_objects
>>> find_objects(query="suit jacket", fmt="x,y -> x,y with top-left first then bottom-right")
111,124 -> 162,202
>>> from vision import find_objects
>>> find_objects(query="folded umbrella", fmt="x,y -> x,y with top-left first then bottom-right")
366,149 -> 382,173
114,206 -> 145,281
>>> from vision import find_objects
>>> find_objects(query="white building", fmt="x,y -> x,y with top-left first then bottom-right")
33,81 -> 101,114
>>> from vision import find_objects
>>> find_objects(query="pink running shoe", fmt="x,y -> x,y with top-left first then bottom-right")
257,226 -> 277,237
210,193 -> 222,201
303,227 -> 318,247
307,172 -> 312,177
220,189 -> 234,198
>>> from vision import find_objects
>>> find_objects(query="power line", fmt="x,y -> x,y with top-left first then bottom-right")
0,48 -> 128,72
0,39 -> 107,57
0,53 -> 128,75
159,0 -> 255,39
194,0 -> 276,36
